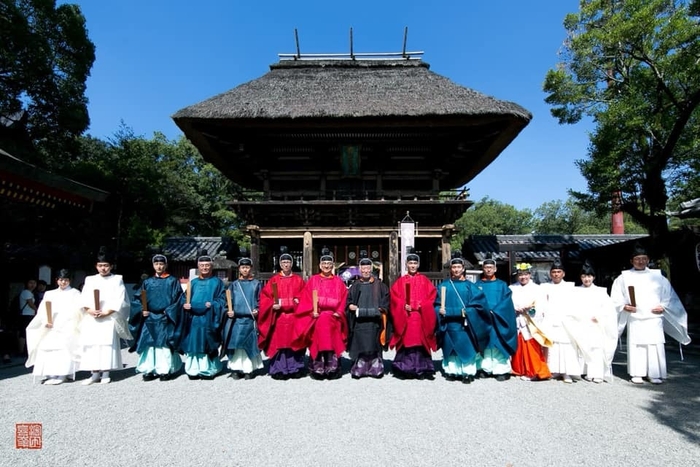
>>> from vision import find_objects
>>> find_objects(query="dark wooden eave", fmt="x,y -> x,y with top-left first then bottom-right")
232,198 -> 472,228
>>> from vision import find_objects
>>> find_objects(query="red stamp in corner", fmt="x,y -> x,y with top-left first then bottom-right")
15,423 -> 42,449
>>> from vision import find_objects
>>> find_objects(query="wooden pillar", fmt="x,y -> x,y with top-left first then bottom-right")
389,231 -> 399,286
247,225 -> 260,276
303,231 -> 313,281
441,224 -> 453,274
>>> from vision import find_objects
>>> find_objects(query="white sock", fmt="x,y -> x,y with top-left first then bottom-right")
101,371 -> 110,379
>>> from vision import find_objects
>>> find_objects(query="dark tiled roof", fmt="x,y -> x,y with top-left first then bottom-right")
467,234 -> 649,262
172,60 -> 532,121
163,237 -> 237,262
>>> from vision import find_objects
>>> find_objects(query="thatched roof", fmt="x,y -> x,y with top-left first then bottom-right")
172,60 -> 531,121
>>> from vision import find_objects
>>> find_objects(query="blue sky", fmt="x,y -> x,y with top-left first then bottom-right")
65,0 -> 592,211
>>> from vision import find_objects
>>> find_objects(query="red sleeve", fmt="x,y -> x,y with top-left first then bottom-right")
417,275 -> 438,351
257,276 -> 277,351
389,276 -> 408,349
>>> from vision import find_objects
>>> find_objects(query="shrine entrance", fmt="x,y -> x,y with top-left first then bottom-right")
173,53 -> 531,285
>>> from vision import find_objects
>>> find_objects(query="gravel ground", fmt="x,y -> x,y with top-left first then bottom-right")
1,343 -> 699,467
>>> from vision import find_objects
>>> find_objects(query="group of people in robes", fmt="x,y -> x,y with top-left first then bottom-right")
25,248 -> 132,385
509,243 -> 691,385
25,242 -> 691,385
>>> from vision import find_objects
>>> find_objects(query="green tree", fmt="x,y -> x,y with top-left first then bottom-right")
0,0 -> 95,166
67,127 -> 248,257
451,197 -> 533,248
543,0 -> 700,242
532,198 -> 647,234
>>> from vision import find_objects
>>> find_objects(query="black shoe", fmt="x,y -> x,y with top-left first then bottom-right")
243,373 -> 253,380
289,372 -> 303,379
142,373 -> 158,381
187,375 -> 200,380
418,373 -> 435,380
444,374 -> 456,382
229,372 -> 241,380
159,373 -> 173,381
200,374 -> 215,380
462,375 -> 474,384
495,374 -> 511,382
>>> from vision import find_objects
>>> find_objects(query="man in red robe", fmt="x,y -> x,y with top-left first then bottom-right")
293,249 -> 348,379
258,248 -> 306,379
389,250 -> 437,379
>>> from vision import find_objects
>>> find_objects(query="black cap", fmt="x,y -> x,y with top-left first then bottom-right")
197,249 -> 212,263
152,254 -> 167,264
56,269 -> 71,280
482,253 -> 496,266
96,246 -> 115,264
550,259 -> 565,271
406,247 -> 420,263
450,250 -> 465,266
279,246 -> 293,262
237,246 -> 252,266
320,247 -> 333,262
359,250 -> 372,266
631,242 -> 648,259
580,260 -> 595,276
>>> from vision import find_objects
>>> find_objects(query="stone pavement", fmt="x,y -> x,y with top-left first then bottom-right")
1,341 -> 699,467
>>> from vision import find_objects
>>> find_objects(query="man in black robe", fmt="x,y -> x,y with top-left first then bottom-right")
346,251 -> 390,379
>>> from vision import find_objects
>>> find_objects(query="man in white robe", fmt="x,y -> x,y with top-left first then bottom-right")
25,269 -> 82,384
570,261 -> 618,383
611,244 -> 691,384
79,247 -> 132,385
541,260 -> 579,383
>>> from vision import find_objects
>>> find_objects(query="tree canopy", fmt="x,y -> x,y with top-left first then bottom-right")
67,128 -> 249,256
543,0 -> 700,240
0,0 -> 95,165
451,196 -> 645,248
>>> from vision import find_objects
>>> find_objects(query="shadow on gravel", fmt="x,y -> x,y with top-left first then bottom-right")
615,340 -> 700,444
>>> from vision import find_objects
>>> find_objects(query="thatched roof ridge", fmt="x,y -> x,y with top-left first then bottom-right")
172,60 -> 531,121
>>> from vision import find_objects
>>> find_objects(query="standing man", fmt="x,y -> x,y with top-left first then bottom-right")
79,247 -> 132,385
573,260 -> 618,383
509,263 -> 551,381
346,251 -> 390,379
435,252 -> 491,384
389,248 -> 437,379
541,260 -> 580,383
611,244 -> 691,384
25,269 -> 82,385
475,256 -> 518,381
222,253 -> 263,380
178,250 -> 226,380
258,247 -> 306,379
129,253 -> 183,381
293,248 -> 348,380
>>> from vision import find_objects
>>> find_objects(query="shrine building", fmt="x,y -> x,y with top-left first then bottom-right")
173,50 -> 531,284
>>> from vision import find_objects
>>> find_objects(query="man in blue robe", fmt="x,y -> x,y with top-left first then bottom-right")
435,252 -> 491,384
475,256 -> 518,381
222,254 -> 262,380
178,250 -> 226,380
129,254 -> 184,381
